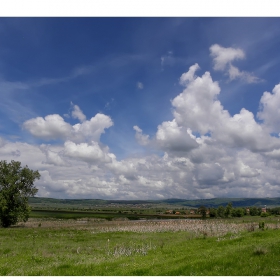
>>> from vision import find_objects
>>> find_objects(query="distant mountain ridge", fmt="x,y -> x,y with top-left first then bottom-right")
29,197 -> 280,208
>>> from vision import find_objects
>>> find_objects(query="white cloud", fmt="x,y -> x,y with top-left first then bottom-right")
0,141 -> 46,171
171,64 -> 279,152
63,141 -> 112,165
228,65 -> 260,83
156,119 -> 199,152
173,67 -> 223,135
0,137 -> 7,147
210,44 -> 261,83
1,131 -> 280,199
258,84 -> 280,133
237,160 -> 260,178
39,170 -> 69,193
71,104 -> 86,122
179,63 -> 200,85
23,114 -> 72,140
24,110 -> 113,143
133,125 -> 150,146
210,44 -> 245,71
133,63 -> 278,157
228,64 -> 242,80
194,163 -> 225,185
107,156 -> 139,180
72,113 -> 113,143
263,148 -> 280,160
5,60 -> 280,199
40,144 -> 70,167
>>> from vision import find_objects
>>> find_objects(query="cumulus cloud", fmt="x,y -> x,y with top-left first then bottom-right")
126,62 -> 280,199
194,163 -> 225,185
107,155 -> 139,181
171,64 -> 278,152
23,114 -> 72,140
63,141 -> 112,165
134,63 -> 278,156
134,119 -> 199,154
24,108 -> 113,143
156,120 -> 199,152
173,69 -> 223,135
72,113 -> 113,143
1,130 -> 280,199
237,160 -> 260,178
40,144 -> 70,167
0,141 -> 46,171
258,84 -> 280,133
210,44 -> 261,83
213,108 -> 280,152
5,58 -> 280,199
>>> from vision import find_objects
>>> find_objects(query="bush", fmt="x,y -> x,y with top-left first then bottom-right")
254,247 -> 268,255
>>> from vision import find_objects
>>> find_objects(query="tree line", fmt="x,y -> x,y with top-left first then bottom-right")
199,202 -> 280,218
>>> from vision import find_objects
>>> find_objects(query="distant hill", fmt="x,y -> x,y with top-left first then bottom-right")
28,196 -> 280,208
161,197 -> 280,208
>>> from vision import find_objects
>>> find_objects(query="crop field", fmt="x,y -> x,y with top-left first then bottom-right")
1,216 -> 280,276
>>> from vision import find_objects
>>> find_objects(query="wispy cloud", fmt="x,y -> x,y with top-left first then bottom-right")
161,51 -> 174,69
210,44 -> 262,83
137,82 -> 143,89
0,64 -> 95,125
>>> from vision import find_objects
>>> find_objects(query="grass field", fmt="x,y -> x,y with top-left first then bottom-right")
29,209 -> 201,220
1,217 -> 280,275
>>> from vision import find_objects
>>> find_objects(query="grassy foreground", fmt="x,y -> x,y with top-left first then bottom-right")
0,219 -> 280,275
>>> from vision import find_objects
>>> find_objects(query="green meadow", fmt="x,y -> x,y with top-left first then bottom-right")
0,217 -> 280,276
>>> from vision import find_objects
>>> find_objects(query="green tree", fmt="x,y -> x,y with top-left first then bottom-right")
249,206 -> 260,216
270,207 -> 280,215
233,208 -> 244,217
217,205 -> 225,218
0,160 -> 40,228
225,202 -> 233,218
209,208 -> 217,218
260,212 -> 269,217
199,205 -> 207,219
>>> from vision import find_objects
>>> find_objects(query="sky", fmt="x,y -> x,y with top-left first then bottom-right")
1,15 -> 280,200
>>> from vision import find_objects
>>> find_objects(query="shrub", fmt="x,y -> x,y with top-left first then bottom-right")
260,212 -> 269,217
253,247 -> 268,255
259,221 -> 265,230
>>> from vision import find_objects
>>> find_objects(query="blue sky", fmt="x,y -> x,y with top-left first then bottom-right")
1,16 -> 280,199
